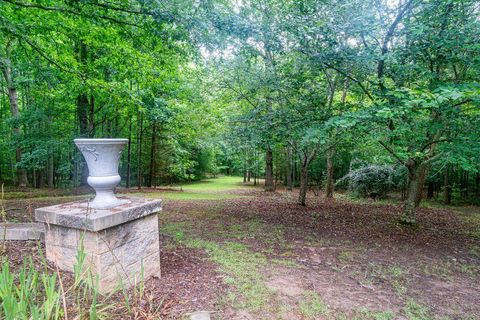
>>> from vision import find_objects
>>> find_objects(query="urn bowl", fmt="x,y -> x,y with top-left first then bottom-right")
74,138 -> 128,209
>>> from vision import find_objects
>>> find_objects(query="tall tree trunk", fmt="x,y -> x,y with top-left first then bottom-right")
254,151 -> 259,186
298,163 -> 309,206
88,94 -> 95,136
401,163 -> 421,224
47,154 -> 54,188
76,41 -> 89,186
444,165 -> 451,205
149,122 -> 157,188
465,171 -> 469,199
286,146 -> 293,191
126,117 -> 132,189
77,93 -> 90,185
32,169 -> 37,188
2,58 -> 28,187
137,112 -> 143,189
293,153 -> 297,187
325,147 -> 335,199
476,172 -> 480,197
414,164 -> 430,207
265,147 -> 274,191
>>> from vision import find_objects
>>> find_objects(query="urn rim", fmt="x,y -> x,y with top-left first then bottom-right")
74,138 -> 128,144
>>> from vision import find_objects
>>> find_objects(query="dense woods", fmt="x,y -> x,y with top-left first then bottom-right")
1,0 -> 479,224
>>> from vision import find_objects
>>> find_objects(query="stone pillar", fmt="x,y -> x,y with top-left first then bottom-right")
35,197 -> 162,293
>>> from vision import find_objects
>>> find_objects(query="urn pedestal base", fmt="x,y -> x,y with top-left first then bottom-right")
35,197 -> 162,293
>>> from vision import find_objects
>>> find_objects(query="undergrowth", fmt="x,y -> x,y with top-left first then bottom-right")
0,239 -> 151,320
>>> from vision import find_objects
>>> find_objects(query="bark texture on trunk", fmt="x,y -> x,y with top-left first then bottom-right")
414,164 -> 430,207
265,147 -> 274,191
401,163 -> 422,224
325,147 -> 335,199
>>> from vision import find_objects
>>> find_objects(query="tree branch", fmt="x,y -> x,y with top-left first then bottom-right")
378,140 -> 406,165
1,0 -> 142,27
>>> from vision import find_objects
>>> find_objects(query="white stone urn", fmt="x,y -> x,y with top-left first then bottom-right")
74,138 -> 129,209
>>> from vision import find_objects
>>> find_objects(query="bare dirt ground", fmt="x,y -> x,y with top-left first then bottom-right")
2,178 -> 479,319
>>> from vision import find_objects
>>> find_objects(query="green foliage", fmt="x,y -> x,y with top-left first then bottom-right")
0,259 -> 63,319
0,0 -> 479,212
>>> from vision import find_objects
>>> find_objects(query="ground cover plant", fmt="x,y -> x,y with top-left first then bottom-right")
2,177 -> 479,319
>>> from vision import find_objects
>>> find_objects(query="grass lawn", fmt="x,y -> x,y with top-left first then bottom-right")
2,176 -> 480,319
175,176 -> 250,192
129,176 -> 252,201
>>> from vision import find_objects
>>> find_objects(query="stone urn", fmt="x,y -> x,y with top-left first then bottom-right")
74,138 -> 129,209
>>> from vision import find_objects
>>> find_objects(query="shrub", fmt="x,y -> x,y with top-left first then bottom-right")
337,164 -> 396,199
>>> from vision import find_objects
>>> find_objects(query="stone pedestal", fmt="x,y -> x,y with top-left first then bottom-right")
35,197 -> 162,293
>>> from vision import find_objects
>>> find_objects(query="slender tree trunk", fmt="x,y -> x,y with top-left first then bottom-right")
149,122 -> 156,188
77,93 -> 90,185
476,172 -> 480,197
325,147 -> 335,199
126,117 -> 132,189
465,171 -> 470,199
265,147 -> 274,191
76,41 -> 89,186
89,94 -> 95,136
33,169 -> 37,188
444,165 -> 451,205
298,162 -> 309,206
255,151 -> 259,186
137,112 -> 143,189
243,168 -> 247,183
286,146 -> 293,191
292,151 -> 298,187
48,155 -> 54,188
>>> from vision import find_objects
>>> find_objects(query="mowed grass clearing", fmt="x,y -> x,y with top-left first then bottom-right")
130,176 -> 252,201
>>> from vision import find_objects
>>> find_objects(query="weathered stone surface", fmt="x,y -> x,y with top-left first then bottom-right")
37,197 -> 162,293
189,311 -> 212,320
35,197 -> 162,231
0,223 -> 45,241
